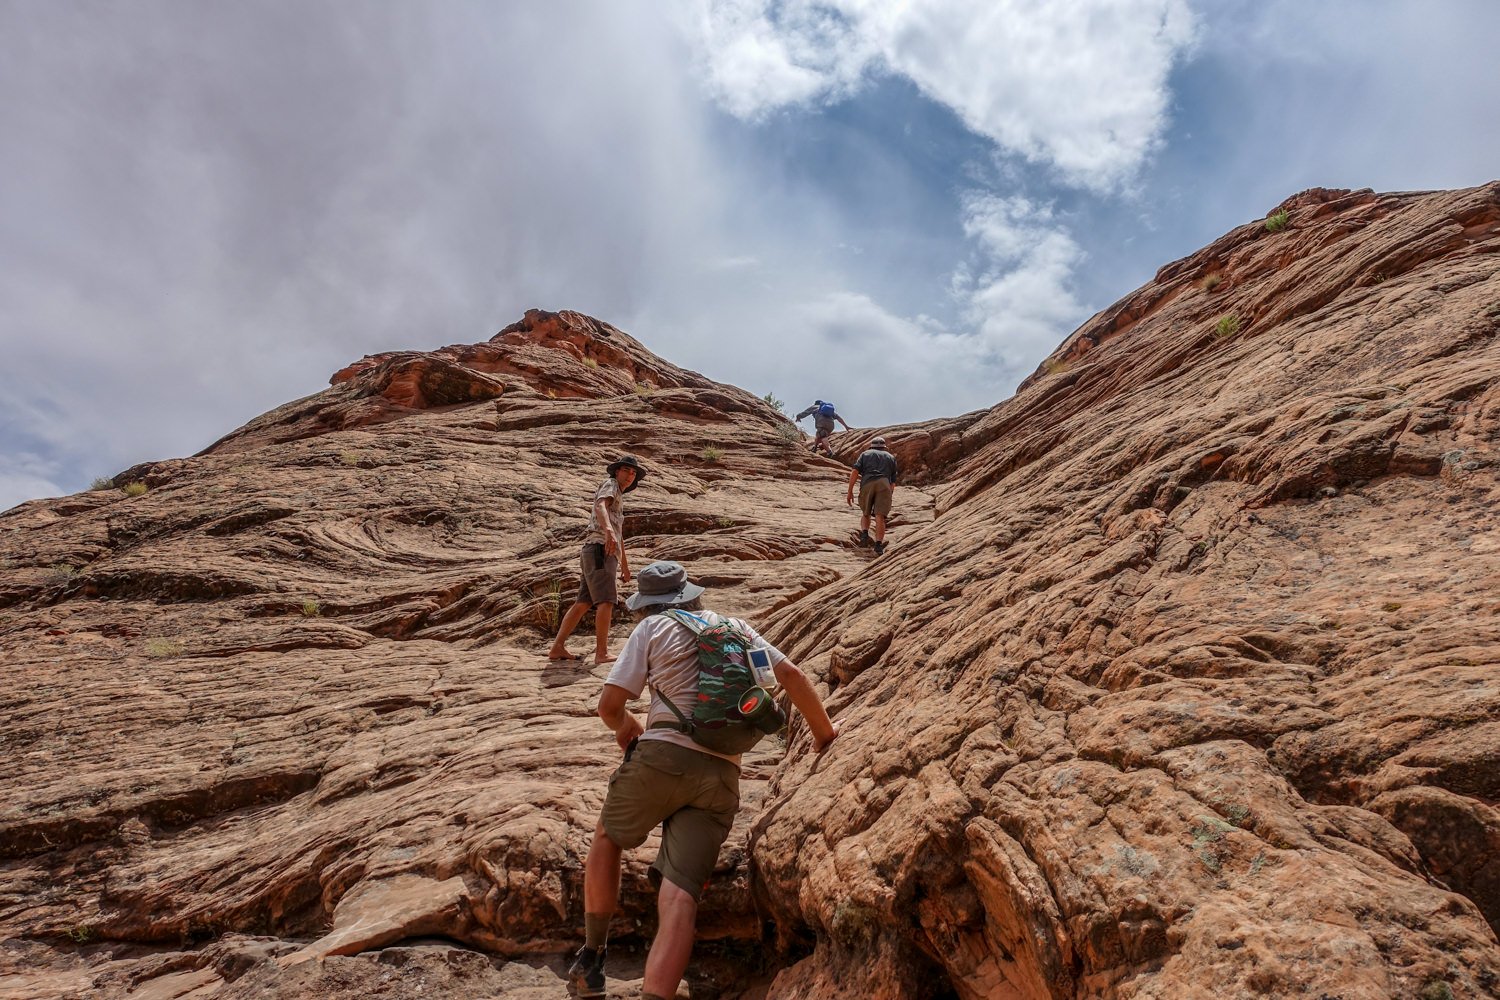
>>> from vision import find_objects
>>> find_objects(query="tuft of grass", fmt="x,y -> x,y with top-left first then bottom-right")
1420,982 -> 1455,1000
1042,357 -> 1073,376
514,579 -> 565,631
1223,803 -> 1251,827
1214,314 -> 1241,339
774,423 -> 802,447
1264,209 -> 1290,233
715,516 -> 734,528
121,482 -> 147,497
633,382 -> 653,396
301,599 -> 322,617
582,356 -> 598,368
762,392 -> 784,412
1201,273 -> 1223,292
700,446 -> 724,463
44,564 -> 77,586
67,925 -> 94,944
90,477 -> 115,491
339,451 -> 361,467
144,638 -> 185,658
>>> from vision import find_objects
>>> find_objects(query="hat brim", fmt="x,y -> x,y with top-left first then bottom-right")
625,581 -> 706,612
606,460 -> 646,492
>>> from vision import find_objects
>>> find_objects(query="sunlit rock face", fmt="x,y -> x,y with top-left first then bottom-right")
4,182 -> 1500,1000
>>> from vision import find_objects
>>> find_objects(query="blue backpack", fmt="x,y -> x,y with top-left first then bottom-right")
817,401 -> 836,417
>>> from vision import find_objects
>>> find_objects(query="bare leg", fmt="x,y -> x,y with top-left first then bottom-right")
583,821 -> 623,917
860,512 -> 872,535
874,513 -> 887,543
593,602 -> 614,663
549,600 -> 591,659
642,879 -> 698,997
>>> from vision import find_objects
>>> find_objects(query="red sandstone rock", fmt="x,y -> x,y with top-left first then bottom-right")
2,186 -> 1499,999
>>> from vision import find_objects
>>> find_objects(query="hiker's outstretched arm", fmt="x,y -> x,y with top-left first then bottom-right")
598,683 -> 643,752
837,417 -> 850,430
795,405 -> 815,420
772,659 -> 838,751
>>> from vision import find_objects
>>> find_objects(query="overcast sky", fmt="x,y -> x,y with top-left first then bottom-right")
3,0 -> 1498,511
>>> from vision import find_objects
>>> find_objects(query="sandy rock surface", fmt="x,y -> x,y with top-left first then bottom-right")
4,182 -> 1500,1000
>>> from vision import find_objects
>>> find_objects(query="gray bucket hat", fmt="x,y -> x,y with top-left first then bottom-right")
871,436 -> 888,448
625,561 -> 706,611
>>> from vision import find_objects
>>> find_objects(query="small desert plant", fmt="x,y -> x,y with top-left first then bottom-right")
67,925 -> 94,944
90,477 -> 114,491
1264,209 -> 1289,233
514,580 -> 564,630
301,599 -> 322,617
1420,982 -> 1455,1000
774,423 -> 802,447
339,451 -> 361,467
1382,602 -> 1403,612
144,638 -> 185,658
1042,357 -> 1073,375
121,482 -> 147,497
582,356 -> 598,368
715,516 -> 734,528
1201,273 -> 1223,292
700,446 -> 724,463
44,564 -> 77,585
633,382 -> 652,396
1215,314 -> 1241,339
762,392 -> 784,412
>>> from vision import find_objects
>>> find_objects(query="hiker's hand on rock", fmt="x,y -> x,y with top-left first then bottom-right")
814,720 -> 841,753
615,714 -> 643,752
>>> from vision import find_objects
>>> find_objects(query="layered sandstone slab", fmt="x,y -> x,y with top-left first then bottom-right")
4,182 -> 1500,999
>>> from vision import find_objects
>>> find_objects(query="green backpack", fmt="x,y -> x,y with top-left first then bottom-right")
652,610 -> 782,755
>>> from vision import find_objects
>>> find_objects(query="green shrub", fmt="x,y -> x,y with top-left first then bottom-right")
121,482 -> 147,497
90,477 -> 115,491
67,925 -> 94,944
716,516 -> 734,528
1215,314 -> 1241,339
301,599 -> 322,617
775,423 -> 803,447
762,392 -> 784,412
1264,209 -> 1289,233
701,446 -> 724,463
1420,982 -> 1455,1000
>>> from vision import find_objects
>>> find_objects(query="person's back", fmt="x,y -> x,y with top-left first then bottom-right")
847,436 -> 899,554
795,399 -> 849,454
570,562 -> 839,999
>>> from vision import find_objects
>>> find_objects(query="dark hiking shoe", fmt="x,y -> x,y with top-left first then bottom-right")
567,945 -> 606,997
873,540 -> 887,555
858,529 -> 871,546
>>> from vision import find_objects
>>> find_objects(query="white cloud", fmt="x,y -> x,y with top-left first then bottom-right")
680,0 -> 1198,188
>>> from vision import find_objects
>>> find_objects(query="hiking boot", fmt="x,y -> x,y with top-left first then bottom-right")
858,529 -> 871,546
567,945 -> 606,997
873,540 -> 887,555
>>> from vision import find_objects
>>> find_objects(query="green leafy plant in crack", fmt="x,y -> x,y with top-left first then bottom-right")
762,391 -> 784,411
301,599 -> 322,617
90,477 -> 115,491
1215,314 -> 1241,339
701,446 -> 724,463
1264,209 -> 1290,233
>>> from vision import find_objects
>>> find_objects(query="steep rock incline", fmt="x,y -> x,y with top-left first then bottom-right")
0,310 -> 934,999
762,184 -> 1500,998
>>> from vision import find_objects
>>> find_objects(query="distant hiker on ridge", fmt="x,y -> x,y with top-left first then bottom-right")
847,435 -> 899,555
548,455 -> 644,665
794,399 -> 850,455
568,560 -> 840,1000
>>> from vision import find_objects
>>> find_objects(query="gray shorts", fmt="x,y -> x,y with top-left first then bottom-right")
575,543 -> 618,606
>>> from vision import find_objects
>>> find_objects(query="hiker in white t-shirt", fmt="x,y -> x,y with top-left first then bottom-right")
567,561 -> 840,1000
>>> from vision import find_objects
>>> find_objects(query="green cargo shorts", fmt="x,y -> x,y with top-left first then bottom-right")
600,739 -> 739,900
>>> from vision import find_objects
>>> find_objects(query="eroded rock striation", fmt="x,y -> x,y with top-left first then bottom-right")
3,183 -> 1500,1000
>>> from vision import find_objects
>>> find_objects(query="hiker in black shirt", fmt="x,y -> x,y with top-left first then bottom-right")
847,436 -> 899,554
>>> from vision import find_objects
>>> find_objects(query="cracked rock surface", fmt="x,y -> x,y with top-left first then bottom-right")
4,182 -> 1500,1000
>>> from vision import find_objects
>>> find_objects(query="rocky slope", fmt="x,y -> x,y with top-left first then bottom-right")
3,182 -> 1500,1000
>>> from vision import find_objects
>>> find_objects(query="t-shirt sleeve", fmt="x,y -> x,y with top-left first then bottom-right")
594,479 -> 621,504
603,622 -> 651,697
854,453 -> 869,476
735,618 -> 788,666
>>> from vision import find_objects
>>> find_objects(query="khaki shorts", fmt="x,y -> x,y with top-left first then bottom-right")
600,740 -> 739,899
859,478 -> 893,518
575,543 -> 618,607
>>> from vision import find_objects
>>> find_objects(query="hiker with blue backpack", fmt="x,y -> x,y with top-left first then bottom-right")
568,561 -> 839,1000
794,399 -> 850,455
